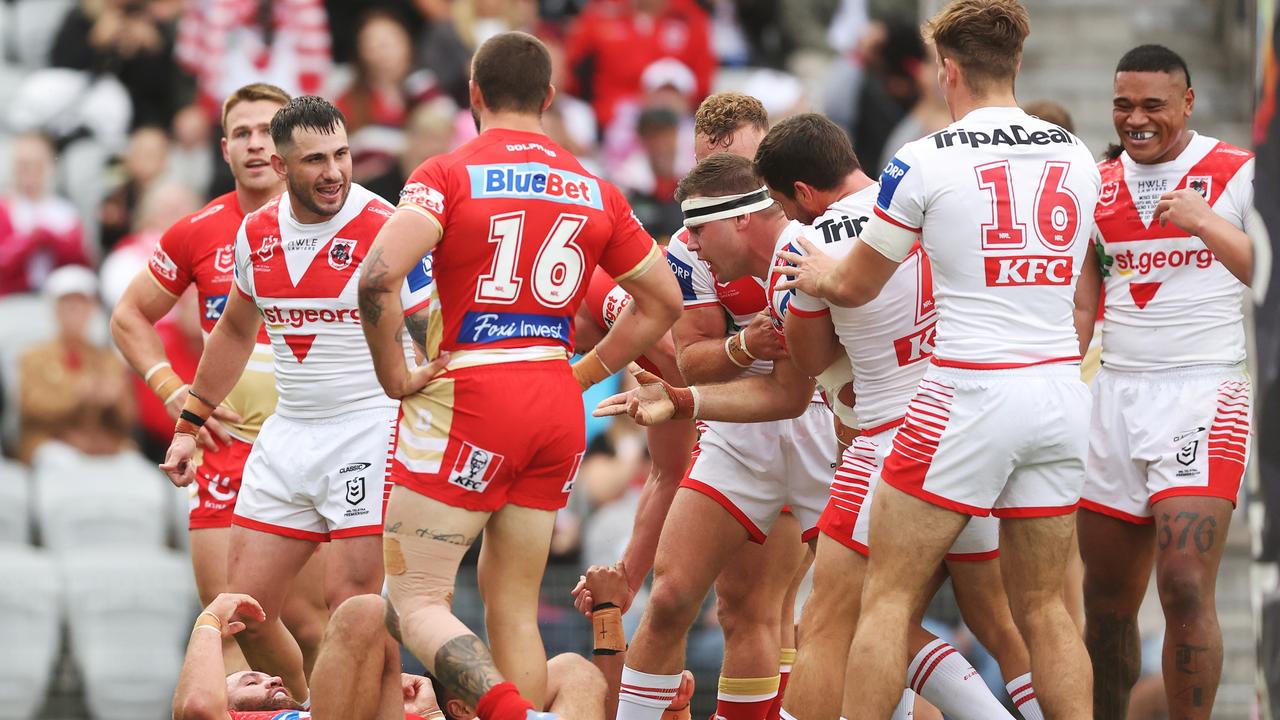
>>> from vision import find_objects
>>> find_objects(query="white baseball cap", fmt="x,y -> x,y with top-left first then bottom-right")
43,265 -> 99,301
641,58 -> 697,98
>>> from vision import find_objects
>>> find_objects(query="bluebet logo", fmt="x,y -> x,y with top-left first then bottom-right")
458,311 -> 571,345
468,163 -> 603,209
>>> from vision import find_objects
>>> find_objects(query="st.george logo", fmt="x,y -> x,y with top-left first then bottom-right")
1186,176 -> 1212,201
1099,181 -> 1119,206
329,239 -> 357,271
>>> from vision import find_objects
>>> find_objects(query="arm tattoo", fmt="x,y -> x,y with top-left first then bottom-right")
433,634 -> 506,706
405,309 -> 430,353
358,246 -> 392,327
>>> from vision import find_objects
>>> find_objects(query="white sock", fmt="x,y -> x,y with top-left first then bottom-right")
617,667 -> 681,720
1005,673 -> 1043,720
906,639 -> 1015,720
890,689 -> 914,720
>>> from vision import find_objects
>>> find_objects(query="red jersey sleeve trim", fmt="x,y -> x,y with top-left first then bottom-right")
611,243 -> 660,283
873,205 -> 922,233
397,203 -> 444,233
403,298 -> 432,317
787,305 -> 830,318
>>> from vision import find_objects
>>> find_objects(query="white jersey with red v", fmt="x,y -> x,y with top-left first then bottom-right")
233,183 -> 431,419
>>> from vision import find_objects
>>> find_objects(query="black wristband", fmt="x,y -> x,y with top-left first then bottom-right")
180,409 -> 207,428
592,602 -> 619,611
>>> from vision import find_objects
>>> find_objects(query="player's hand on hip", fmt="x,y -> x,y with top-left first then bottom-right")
1155,188 -> 1214,236
743,312 -> 788,361
398,352 -> 452,398
160,432 -> 198,487
205,592 -> 267,636
774,234 -> 834,296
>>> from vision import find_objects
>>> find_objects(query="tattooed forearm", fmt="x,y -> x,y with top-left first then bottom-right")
405,309 -> 429,353
358,246 -> 393,326
433,634 -> 505,706
1086,611 -> 1142,720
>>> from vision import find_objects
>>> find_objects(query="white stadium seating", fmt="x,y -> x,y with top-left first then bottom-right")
0,546 -> 62,720
34,449 -> 170,551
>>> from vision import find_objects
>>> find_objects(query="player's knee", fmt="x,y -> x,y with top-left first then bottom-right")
645,578 -> 705,631
548,653 -> 606,693
715,591 -> 776,639
328,594 -> 386,637
1157,563 -> 1212,619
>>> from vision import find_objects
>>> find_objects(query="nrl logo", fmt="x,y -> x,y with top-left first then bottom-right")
329,238 -> 357,271
214,244 -> 235,273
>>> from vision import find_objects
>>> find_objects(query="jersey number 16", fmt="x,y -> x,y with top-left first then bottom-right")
476,211 -> 588,308
975,160 -> 1081,252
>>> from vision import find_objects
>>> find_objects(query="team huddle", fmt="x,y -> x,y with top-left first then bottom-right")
107,1 -> 1258,719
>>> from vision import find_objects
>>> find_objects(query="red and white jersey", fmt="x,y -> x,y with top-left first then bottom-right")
233,184 -> 431,419
873,106 -> 1101,368
666,226 -> 773,377
781,185 -> 938,432
1094,133 -> 1254,370
397,128 -> 659,362
148,191 -> 277,440
582,259 -> 669,380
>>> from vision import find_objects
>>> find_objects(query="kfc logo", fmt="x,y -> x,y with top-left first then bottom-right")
448,443 -> 504,493
984,255 -> 1074,286
329,238 -> 357,271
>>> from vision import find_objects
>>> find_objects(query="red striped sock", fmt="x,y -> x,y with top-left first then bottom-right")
765,648 -> 795,720
716,675 -> 780,720
618,667 -> 682,720
907,639 -> 1013,718
1005,673 -> 1043,720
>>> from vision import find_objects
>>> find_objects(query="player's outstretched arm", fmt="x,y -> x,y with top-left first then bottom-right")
359,210 -> 443,398
675,310 -> 787,385
1155,188 -> 1253,286
111,271 -> 237,450
776,226 -> 906,307
784,310 -> 842,378
1073,244 -> 1102,356
596,356 -> 814,424
587,256 -> 682,388
173,593 -> 267,720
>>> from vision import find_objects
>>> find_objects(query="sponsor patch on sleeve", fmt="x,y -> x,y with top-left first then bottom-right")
876,156 -> 911,211
666,252 -> 698,302
407,254 -> 433,292
400,182 -> 445,215
149,246 -> 178,282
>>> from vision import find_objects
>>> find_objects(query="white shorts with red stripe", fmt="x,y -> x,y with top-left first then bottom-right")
818,423 -> 998,560
234,405 -> 398,541
1081,364 -> 1251,524
880,363 -> 1090,517
681,401 -> 837,543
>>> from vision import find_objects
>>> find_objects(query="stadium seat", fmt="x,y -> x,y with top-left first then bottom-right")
0,459 -> 31,544
0,293 -> 55,451
11,0 -> 77,69
33,449 -> 169,551
59,547 -> 195,720
0,546 -> 62,720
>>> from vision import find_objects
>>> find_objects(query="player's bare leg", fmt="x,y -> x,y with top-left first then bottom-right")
1063,524 -> 1086,631
626,489 -> 754,672
479,503 -> 558,706
226,526 -> 319,700
545,653 -> 608,720
280,547 -> 329,679
784,534 -> 865,719
949,558 -> 1031,682
621,420 -> 698,592
842,484 -> 967,720
190,527 -> 248,671
383,486 -> 512,708
1079,508 -> 1155,719
1151,496 -> 1232,718
1000,514 -> 1092,720
310,594 -> 403,720
714,512 -> 805,718
768,544 -> 810,719
326,535 -> 385,610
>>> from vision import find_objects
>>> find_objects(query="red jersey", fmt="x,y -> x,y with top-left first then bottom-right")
230,712 -> 426,720
398,128 -> 658,358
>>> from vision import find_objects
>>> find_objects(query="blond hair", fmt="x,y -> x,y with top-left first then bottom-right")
924,0 -> 1030,93
694,93 -> 769,148
221,83 -> 292,134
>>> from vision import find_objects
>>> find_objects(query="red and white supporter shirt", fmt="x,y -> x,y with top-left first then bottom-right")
780,185 -> 938,433
871,107 -> 1101,368
397,128 -> 659,362
148,191 -> 277,440
233,184 -> 431,419
1094,133 -> 1254,370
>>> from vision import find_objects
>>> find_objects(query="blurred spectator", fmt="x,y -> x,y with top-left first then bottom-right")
565,0 -> 714,128
740,67 -> 808,119
17,266 -> 134,464
100,181 -> 201,306
878,45 -> 951,170
0,133 -> 90,296
540,33 -> 599,167
50,0 -> 188,129
322,0 -> 424,63
615,107 -> 684,240
176,0 -> 332,114
418,0 -> 539,108
365,101 -> 457,203
98,126 -> 171,252
338,9 -> 444,182
604,58 -> 697,180
166,104 -> 217,197
1021,99 -> 1076,132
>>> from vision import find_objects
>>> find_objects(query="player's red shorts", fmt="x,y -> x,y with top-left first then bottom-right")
189,438 -> 252,530
391,361 -> 586,512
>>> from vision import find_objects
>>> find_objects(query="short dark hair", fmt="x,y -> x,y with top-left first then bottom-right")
269,96 -> 346,149
471,31 -> 552,115
675,152 -> 762,203
753,114 -> 860,199
1115,44 -> 1192,87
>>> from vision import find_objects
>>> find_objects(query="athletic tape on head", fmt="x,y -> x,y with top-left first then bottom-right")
681,187 -> 775,227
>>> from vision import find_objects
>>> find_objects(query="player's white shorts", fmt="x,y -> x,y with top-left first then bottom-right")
1081,364 -> 1251,524
681,401 -> 836,542
880,363 -> 1090,517
819,424 -> 998,560
234,405 -> 398,541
